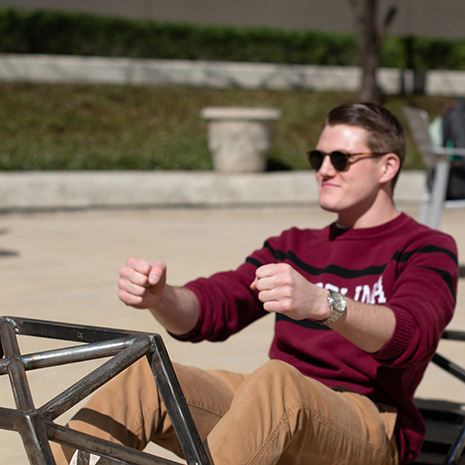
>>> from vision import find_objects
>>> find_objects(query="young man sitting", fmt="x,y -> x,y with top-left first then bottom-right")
53,102 -> 458,465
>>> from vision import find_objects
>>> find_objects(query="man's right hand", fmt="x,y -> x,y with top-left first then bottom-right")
118,258 -> 167,310
118,257 -> 200,335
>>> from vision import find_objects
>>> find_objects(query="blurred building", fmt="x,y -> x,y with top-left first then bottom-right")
1,0 -> 464,39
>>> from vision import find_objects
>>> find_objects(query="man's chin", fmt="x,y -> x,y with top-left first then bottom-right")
318,200 -> 340,213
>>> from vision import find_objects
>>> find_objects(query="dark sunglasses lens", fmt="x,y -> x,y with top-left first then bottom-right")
329,151 -> 349,171
308,150 -> 324,170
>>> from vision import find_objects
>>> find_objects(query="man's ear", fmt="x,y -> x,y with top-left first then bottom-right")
379,153 -> 400,184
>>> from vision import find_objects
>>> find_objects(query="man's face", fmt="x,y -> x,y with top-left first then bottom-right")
315,124 -> 385,223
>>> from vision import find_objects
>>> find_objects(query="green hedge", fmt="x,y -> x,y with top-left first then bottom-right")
3,82 -> 449,171
1,8 -> 465,70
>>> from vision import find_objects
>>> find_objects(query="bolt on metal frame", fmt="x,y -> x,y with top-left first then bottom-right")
0,316 -> 211,465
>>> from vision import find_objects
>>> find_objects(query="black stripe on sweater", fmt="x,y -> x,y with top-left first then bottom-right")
262,241 -> 386,278
245,241 -> 456,298
275,313 -> 331,331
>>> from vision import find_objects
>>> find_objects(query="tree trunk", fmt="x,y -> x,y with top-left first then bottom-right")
358,1 -> 381,102
348,0 -> 398,103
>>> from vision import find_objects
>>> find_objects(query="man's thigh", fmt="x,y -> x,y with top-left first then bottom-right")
206,360 -> 398,465
173,363 -> 247,441
52,359 -> 246,463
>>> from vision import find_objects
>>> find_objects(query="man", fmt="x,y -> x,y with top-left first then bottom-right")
53,102 -> 458,465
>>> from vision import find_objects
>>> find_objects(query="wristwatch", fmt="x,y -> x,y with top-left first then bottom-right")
317,290 -> 347,326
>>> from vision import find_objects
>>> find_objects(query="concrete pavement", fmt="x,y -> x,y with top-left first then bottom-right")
1,204 -> 465,464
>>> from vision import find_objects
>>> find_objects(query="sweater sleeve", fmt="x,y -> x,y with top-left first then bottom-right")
172,260 -> 268,342
374,228 -> 458,367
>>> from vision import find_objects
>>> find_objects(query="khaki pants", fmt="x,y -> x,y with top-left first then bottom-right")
52,359 -> 398,465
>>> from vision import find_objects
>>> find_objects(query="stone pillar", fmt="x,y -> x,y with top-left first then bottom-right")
201,107 -> 281,172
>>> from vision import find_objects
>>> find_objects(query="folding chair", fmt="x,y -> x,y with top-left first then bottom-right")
403,106 -> 465,230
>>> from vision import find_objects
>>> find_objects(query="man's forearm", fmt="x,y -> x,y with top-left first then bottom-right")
148,285 -> 200,336
330,298 -> 396,353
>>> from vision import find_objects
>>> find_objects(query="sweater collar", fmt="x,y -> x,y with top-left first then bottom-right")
329,212 -> 409,241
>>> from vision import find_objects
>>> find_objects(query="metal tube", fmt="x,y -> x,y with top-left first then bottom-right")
0,408 -> 56,465
14,338 -> 136,372
9,316 -> 142,343
150,335 -> 211,465
442,329 -> 465,341
0,318 -> 35,411
39,336 -> 152,420
432,353 -> 465,383
20,412 -> 57,465
48,422 -> 182,465
0,406 -> 27,431
446,423 -> 465,464
428,156 -> 449,229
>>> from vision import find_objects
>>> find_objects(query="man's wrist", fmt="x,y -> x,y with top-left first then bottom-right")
316,290 -> 347,326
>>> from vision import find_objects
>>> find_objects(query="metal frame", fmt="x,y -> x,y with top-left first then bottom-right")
2,315 -> 464,465
415,329 -> 465,465
0,316 -> 211,465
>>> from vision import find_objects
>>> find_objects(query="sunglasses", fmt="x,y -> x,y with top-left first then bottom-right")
306,150 -> 388,172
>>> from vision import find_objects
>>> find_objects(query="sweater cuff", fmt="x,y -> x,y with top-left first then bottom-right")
374,307 -> 417,361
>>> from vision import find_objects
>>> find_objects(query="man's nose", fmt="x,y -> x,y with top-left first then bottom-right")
318,154 -> 334,175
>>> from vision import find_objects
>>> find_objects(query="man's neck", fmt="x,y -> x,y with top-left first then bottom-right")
337,193 -> 399,229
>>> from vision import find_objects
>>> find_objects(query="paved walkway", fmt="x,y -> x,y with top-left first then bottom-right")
1,205 -> 464,464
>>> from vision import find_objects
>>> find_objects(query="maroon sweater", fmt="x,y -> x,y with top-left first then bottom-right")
178,213 -> 458,464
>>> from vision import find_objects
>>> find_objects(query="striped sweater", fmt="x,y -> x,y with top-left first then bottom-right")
179,213 -> 458,464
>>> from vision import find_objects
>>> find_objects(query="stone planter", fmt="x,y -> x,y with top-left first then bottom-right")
201,107 -> 281,172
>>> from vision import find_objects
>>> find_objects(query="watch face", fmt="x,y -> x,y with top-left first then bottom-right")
332,291 -> 346,312
320,290 -> 346,326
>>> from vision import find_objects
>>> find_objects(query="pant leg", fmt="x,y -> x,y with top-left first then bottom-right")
51,358 -> 246,464
52,357 -> 399,465
206,359 -> 399,465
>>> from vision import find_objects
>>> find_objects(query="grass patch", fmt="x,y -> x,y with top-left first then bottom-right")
0,82 -> 454,171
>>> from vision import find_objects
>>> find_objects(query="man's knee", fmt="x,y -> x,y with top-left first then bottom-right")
256,359 -> 300,381
248,360 -> 309,404
249,360 -> 340,419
